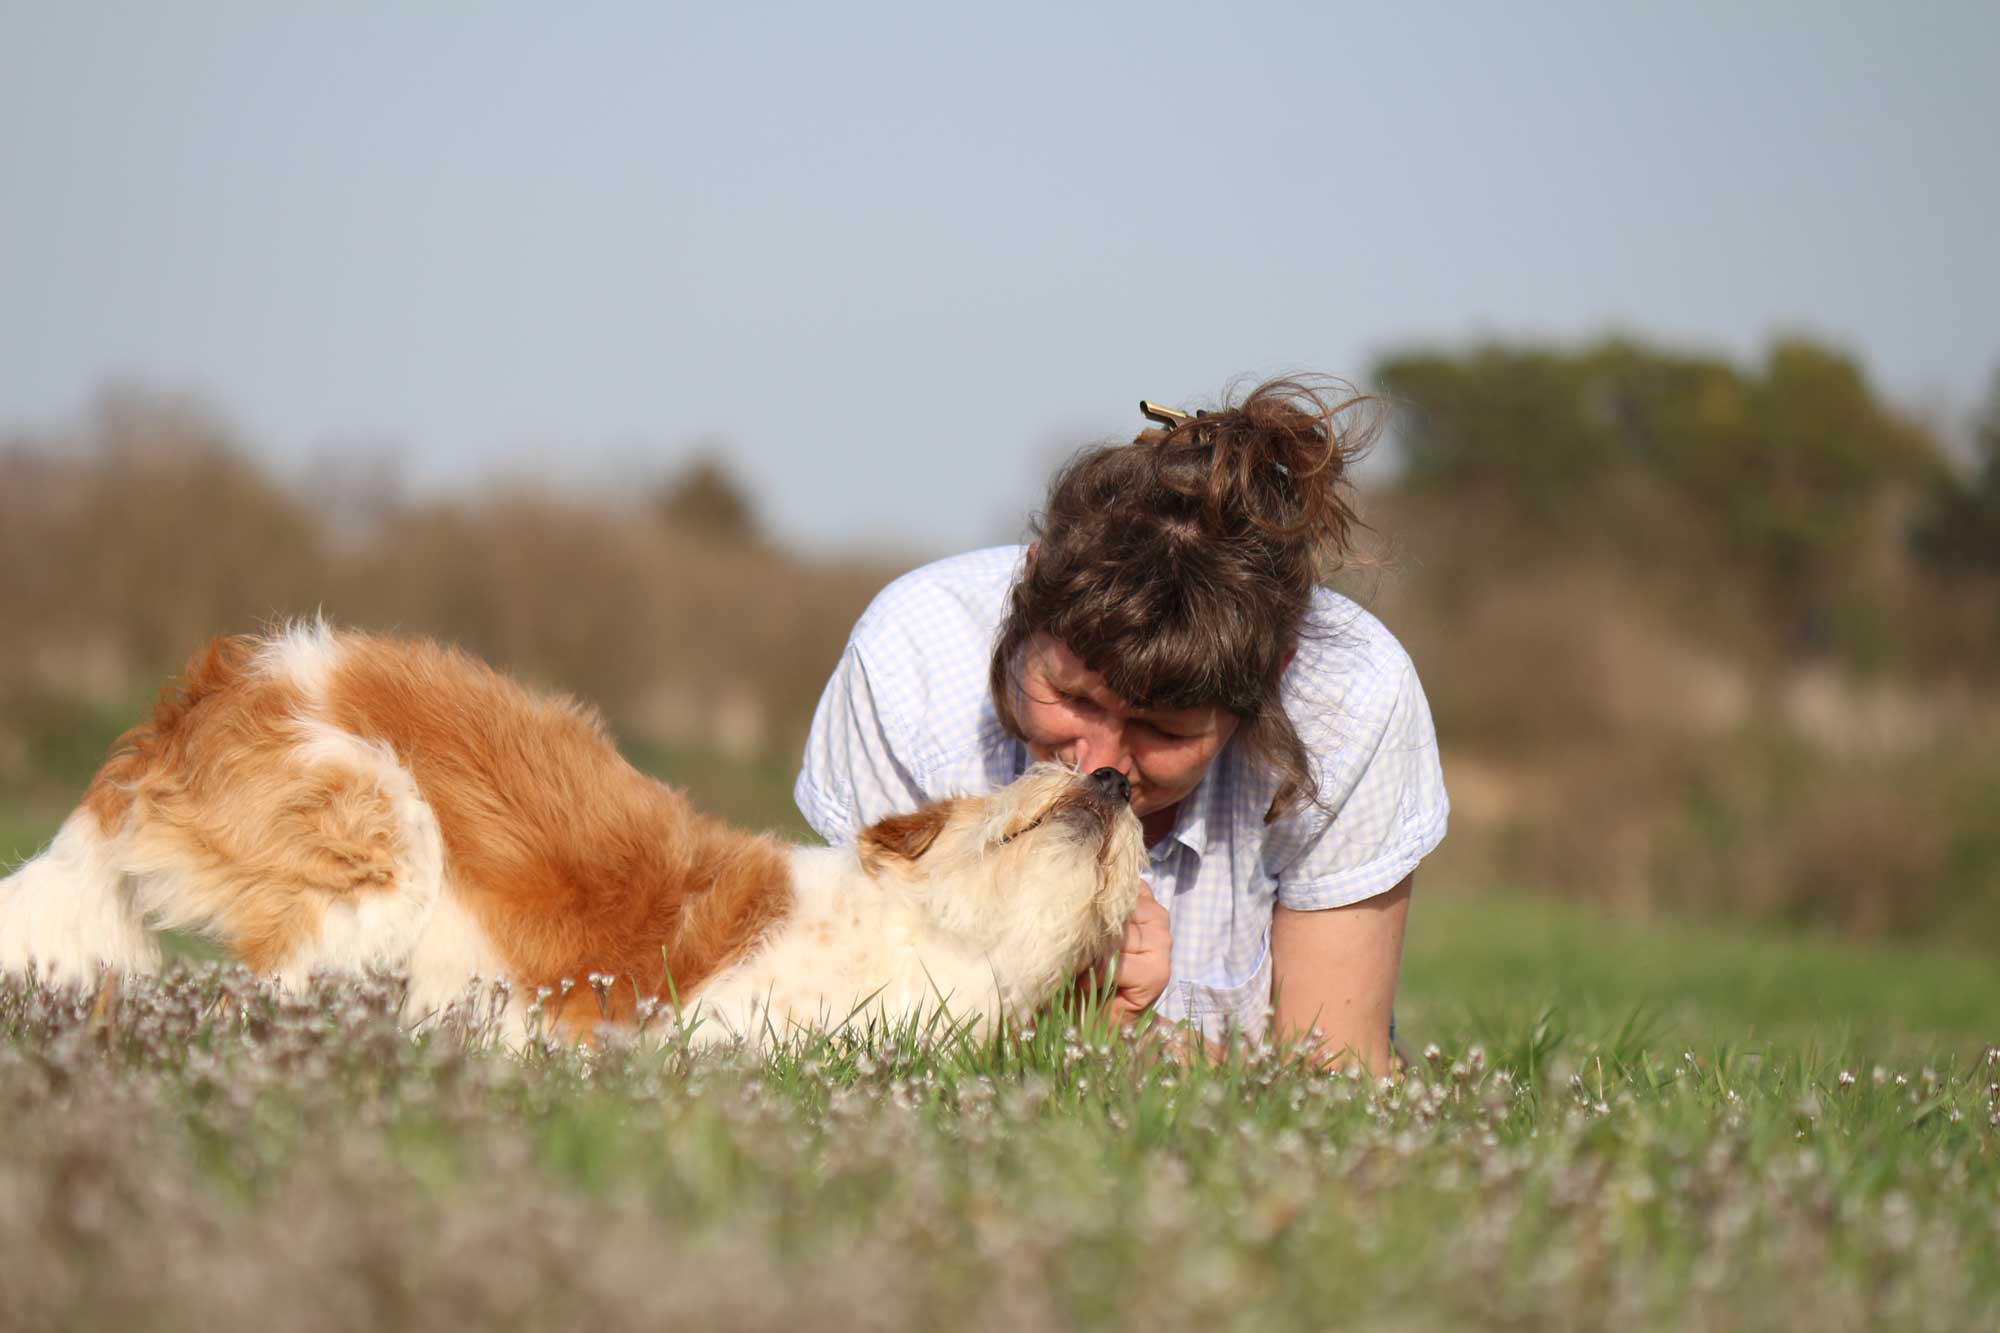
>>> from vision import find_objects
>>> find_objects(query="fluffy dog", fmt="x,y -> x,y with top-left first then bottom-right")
0,624 -> 1147,1043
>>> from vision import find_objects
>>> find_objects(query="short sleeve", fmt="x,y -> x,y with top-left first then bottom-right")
1272,648 -> 1449,911
793,642 -> 929,845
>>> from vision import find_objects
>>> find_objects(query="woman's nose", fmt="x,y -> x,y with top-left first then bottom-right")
1071,721 -> 1130,778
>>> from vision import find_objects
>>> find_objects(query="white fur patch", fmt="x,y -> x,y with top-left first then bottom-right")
0,811 -> 161,983
403,890 -> 529,1045
254,616 -> 344,704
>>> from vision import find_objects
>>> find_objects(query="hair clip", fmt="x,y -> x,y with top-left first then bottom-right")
1139,401 -> 1192,429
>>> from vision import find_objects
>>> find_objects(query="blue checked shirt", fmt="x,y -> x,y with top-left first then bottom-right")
795,546 -> 1449,1039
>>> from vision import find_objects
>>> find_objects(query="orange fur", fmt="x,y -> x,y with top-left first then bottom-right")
322,634 -> 793,1027
855,801 -> 961,874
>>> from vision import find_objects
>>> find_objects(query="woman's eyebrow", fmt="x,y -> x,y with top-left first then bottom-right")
1047,668 -> 1121,709
1114,695 -> 1212,728
1135,710 -> 1213,730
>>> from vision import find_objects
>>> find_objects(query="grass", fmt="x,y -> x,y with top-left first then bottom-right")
1,963 -> 1993,1332
1399,889 -> 2000,1061
622,739 -> 818,841
0,807 -> 60,867
4,756 -> 1997,1329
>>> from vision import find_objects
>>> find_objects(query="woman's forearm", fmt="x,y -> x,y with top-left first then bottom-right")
1269,874 -> 1414,1074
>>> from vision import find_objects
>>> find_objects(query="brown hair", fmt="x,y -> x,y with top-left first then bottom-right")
990,375 -> 1380,820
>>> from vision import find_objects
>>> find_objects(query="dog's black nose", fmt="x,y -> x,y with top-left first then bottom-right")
1087,767 -> 1131,804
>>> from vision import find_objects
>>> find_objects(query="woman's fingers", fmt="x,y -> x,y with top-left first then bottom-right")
1114,885 -> 1171,1011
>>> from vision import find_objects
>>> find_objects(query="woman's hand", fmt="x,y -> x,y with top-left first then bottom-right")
1105,884 -> 1170,1026
1067,885 -> 1169,1031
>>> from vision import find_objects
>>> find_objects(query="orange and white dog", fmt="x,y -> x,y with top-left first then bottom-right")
0,623 -> 1146,1044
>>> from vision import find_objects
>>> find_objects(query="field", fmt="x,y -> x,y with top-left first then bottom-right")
3,759 -> 1997,1331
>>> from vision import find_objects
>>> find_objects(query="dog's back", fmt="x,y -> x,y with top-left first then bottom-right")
320,631 -> 794,1017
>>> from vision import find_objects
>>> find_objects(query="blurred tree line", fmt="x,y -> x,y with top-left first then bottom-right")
1,338 -> 1994,941
1375,338 -> 1999,675
1912,371 -> 2000,577
0,390 -> 898,778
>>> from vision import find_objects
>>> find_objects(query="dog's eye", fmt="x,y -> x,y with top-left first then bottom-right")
996,815 -> 1046,846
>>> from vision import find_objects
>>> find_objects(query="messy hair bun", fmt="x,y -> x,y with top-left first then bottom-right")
1142,375 -> 1369,563
990,375 -> 1380,820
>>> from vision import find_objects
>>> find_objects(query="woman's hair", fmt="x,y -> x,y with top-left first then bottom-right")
989,375 -> 1379,821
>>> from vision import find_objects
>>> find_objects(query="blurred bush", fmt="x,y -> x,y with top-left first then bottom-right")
0,389 -> 327,689
0,386 -> 896,779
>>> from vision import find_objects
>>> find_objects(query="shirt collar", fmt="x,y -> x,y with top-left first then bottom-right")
1151,755 -> 1227,862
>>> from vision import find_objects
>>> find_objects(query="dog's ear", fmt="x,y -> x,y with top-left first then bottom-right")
857,800 -> 959,875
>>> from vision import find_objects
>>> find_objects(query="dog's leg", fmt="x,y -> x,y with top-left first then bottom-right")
0,809 -> 162,985
102,720 -> 448,995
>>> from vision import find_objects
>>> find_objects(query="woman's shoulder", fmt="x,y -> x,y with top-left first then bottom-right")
1278,587 -> 1436,774
1293,586 -> 1424,694
839,546 -> 1025,776
852,545 -> 1025,650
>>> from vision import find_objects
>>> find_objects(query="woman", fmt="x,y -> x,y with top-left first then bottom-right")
794,377 -> 1447,1071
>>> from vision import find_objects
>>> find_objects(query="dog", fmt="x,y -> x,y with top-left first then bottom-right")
0,623 -> 1147,1044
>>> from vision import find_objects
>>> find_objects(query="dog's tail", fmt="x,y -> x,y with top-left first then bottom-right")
0,808 -> 160,986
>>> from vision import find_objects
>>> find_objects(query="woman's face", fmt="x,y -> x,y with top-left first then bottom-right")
1011,633 -> 1239,818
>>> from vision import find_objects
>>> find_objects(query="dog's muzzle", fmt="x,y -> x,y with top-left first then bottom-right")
1086,767 -> 1131,805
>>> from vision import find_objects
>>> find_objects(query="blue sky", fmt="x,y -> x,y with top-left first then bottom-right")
3,1 -> 1995,551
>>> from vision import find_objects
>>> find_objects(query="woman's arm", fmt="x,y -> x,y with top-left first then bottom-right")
1269,873 -> 1413,1074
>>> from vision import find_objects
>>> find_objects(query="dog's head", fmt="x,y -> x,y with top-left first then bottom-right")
855,763 -> 1147,1002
